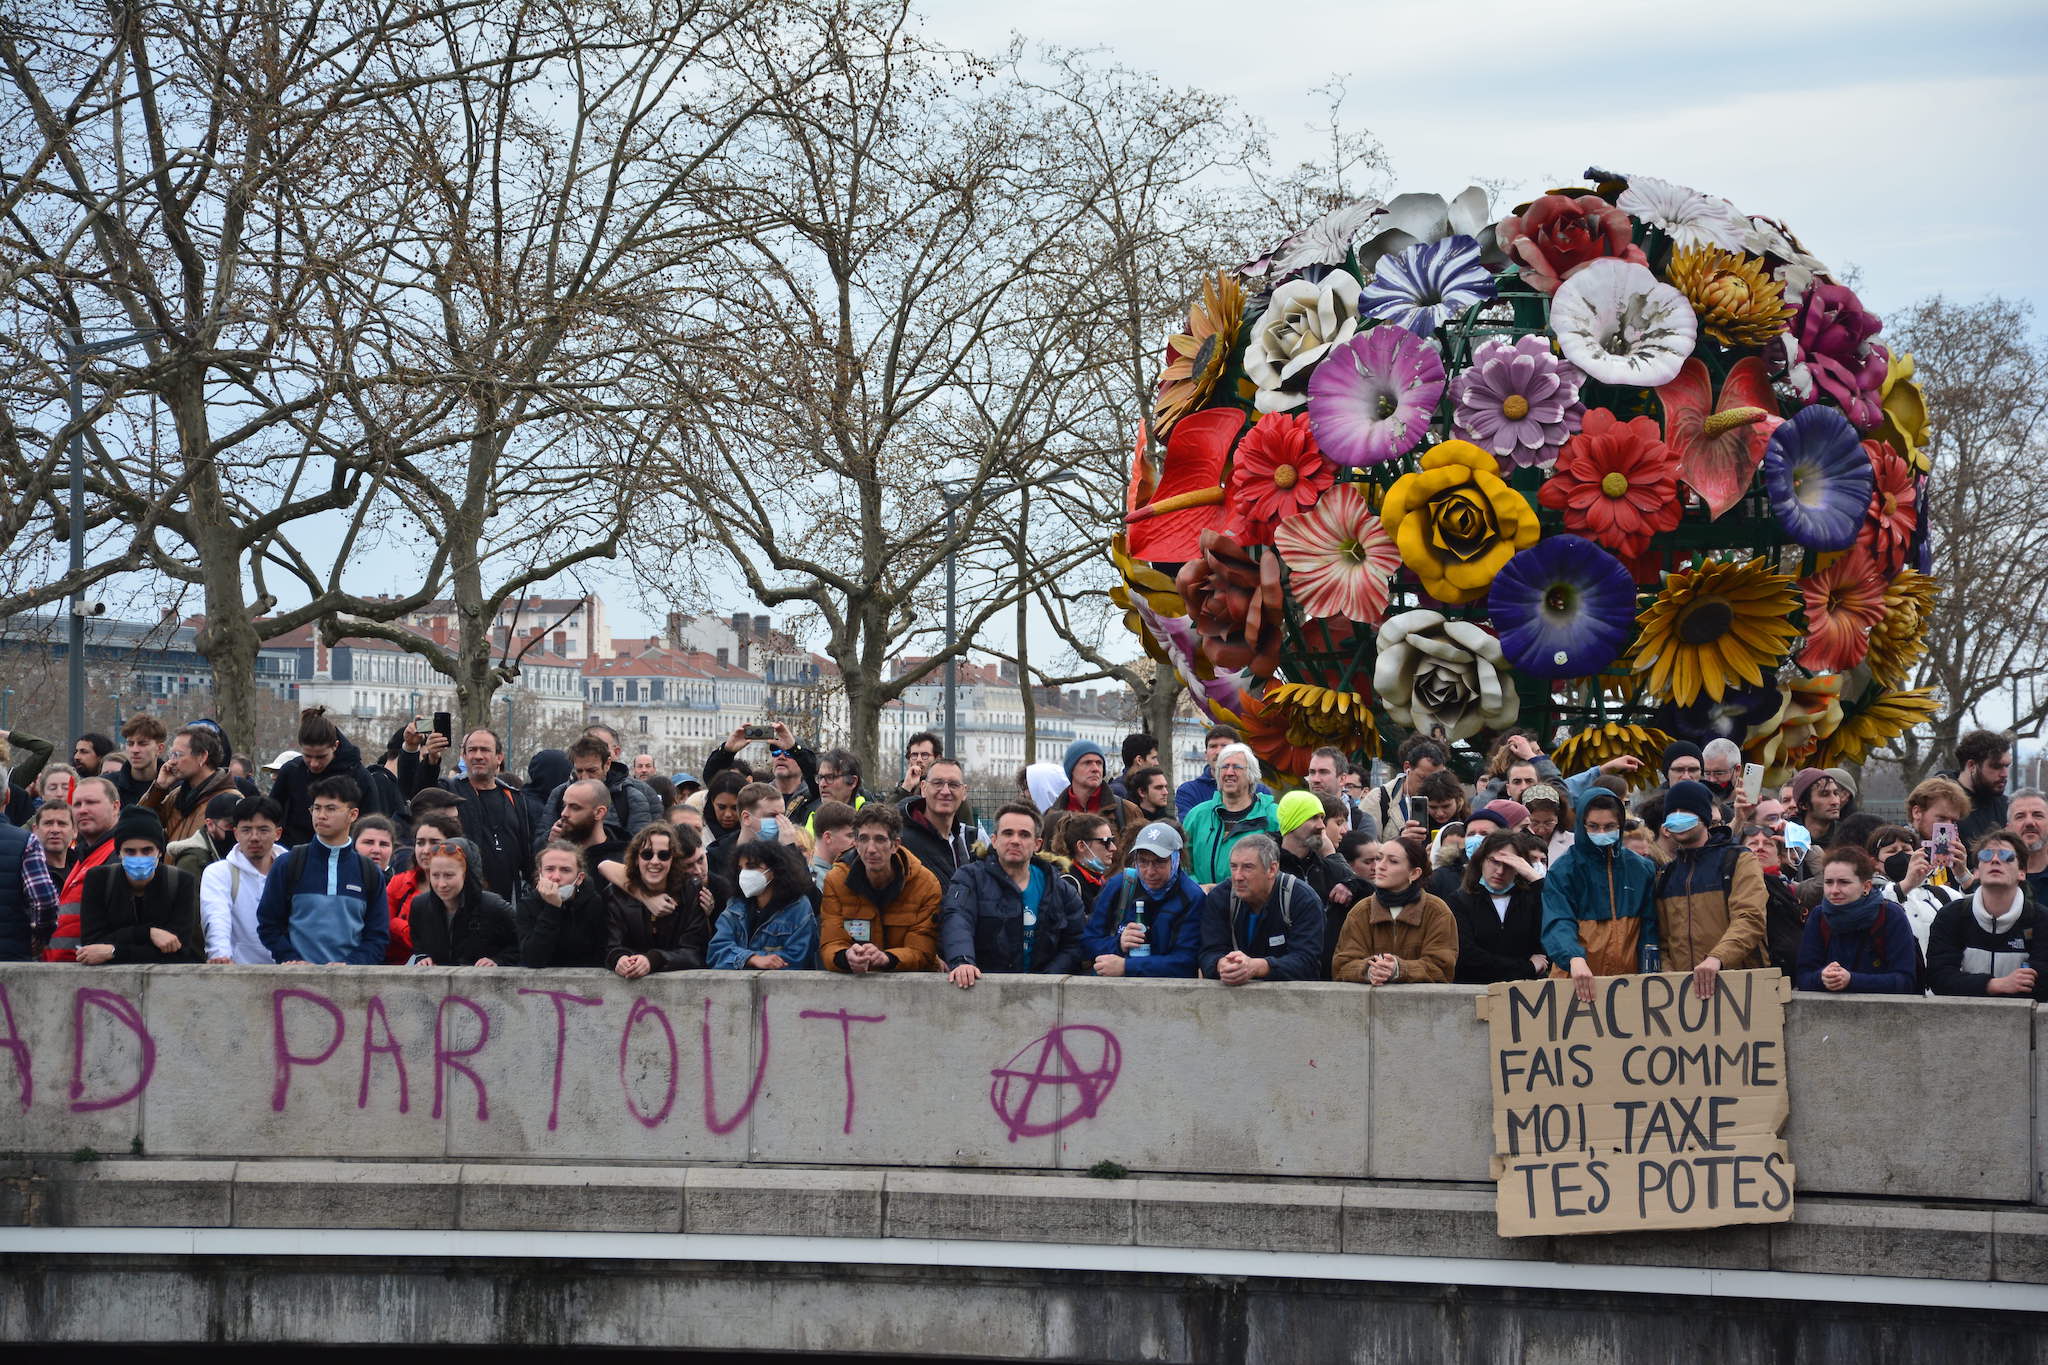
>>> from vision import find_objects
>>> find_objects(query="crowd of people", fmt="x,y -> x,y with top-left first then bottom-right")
0,706 -> 2041,1005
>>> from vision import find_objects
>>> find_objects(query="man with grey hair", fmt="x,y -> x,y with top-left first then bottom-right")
1701,738 -> 1743,805
2006,787 -> 2048,905
1198,832 -> 1326,984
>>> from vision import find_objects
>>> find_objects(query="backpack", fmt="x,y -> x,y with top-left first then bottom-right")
1761,875 -> 1806,975
1817,900 -> 1928,991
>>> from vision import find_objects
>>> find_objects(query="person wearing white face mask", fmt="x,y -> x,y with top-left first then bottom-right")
707,839 -> 817,970
1651,780 -> 1768,1001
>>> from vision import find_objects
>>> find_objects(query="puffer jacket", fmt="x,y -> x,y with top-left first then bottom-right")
939,853 -> 1085,975
1082,866 -> 1205,977
819,847 -> 942,972
1540,788 -> 1659,968
1654,825 -> 1768,972
1181,791 -> 1280,884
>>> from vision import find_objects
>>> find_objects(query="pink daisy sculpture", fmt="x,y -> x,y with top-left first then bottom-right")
1451,334 -> 1585,468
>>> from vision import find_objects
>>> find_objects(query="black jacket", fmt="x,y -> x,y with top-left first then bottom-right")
1198,874 -> 1325,981
79,863 -> 203,964
537,761 -> 661,846
938,854 -> 1085,974
1446,880 -> 1547,984
272,733 -> 390,847
1927,893 -> 2048,1000
406,881 -> 520,967
703,743 -> 819,825
437,774 -> 534,900
604,882 -> 707,973
898,797 -> 979,886
520,877 -> 612,969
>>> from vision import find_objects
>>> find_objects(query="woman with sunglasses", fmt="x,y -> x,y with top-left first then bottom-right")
1049,813 -> 1115,907
605,822 -> 708,978
1794,845 -> 1920,994
1926,830 -> 2048,999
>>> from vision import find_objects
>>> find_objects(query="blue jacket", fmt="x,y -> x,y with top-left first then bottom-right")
939,854 -> 1085,974
1795,899 -> 1919,994
1198,874 -> 1326,981
1182,792 -> 1280,884
1540,788 -> 1658,966
1083,868 -> 1205,978
255,839 -> 389,965
708,892 -> 817,970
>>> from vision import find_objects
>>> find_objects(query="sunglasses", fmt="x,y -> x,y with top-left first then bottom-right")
1978,848 -> 2018,864
639,849 -> 673,861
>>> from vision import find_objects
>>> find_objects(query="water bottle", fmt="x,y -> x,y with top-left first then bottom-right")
1639,940 -> 1661,974
1128,896 -> 1152,958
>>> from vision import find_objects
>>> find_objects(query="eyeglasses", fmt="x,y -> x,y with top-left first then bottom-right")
925,779 -> 964,791
639,849 -> 673,861
1978,848 -> 2018,864
817,771 -> 840,782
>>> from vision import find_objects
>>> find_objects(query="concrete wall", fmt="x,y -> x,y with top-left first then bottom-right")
0,966 -> 2041,1203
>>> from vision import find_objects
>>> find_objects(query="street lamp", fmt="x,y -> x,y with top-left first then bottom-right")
60,327 -> 159,743
935,471 -> 1080,760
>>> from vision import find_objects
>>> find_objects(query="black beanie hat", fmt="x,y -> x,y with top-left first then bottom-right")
1665,780 -> 1715,823
1660,739 -> 1704,774
111,809 -> 168,853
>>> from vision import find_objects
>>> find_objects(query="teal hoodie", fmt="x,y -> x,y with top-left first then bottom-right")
1182,791 -> 1279,884
1539,787 -> 1658,965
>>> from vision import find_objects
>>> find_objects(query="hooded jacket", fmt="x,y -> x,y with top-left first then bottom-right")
271,733 -> 389,847
819,846 -> 942,972
939,852 -> 1085,975
539,761 -> 661,845
519,750 -> 572,833
1182,790 -> 1280,884
1540,788 -> 1658,969
1654,824 -> 1769,972
406,839 -> 520,966
200,843 -> 278,964
1084,866 -> 1205,978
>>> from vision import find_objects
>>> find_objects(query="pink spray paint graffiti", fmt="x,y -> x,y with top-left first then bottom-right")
519,987 -> 602,1131
989,1025 -> 1121,1142
618,997 -> 679,1129
799,1008 -> 887,1135
69,987 -> 156,1114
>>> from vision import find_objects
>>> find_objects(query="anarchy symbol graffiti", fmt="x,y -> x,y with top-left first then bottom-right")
988,1024 -> 1122,1142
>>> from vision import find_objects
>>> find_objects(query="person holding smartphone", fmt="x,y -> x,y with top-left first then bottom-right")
1896,775 -> 1975,955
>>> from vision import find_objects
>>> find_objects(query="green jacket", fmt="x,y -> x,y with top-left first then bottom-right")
1182,791 -> 1279,884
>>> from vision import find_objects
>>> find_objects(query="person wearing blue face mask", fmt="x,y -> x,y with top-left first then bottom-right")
1652,779 -> 1769,1001
75,809 -> 203,965
1541,789 -> 1658,1002
1449,830 -> 1549,984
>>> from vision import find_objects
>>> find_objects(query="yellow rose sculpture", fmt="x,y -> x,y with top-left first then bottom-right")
1378,440 -> 1540,606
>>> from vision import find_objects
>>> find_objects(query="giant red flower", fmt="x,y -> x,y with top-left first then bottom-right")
1798,550 -> 1888,674
1496,193 -> 1649,295
1174,530 -> 1284,679
1537,409 -> 1683,559
1226,412 -> 1333,546
1858,438 -> 1918,573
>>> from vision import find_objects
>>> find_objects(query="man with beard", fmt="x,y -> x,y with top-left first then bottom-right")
550,778 -> 622,877
2006,788 -> 2048,905
1951,729 -> 2014,844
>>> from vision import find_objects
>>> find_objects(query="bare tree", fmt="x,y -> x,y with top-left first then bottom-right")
1878,295 -> 2048,781
656,15 -> 1257,771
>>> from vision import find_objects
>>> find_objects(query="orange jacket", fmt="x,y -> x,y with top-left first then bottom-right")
819,847 -> 941,972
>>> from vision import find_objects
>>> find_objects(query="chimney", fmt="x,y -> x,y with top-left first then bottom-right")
754,614 -> 770,634
732,612 -> 749,635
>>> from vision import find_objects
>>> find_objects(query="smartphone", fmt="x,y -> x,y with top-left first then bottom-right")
743,724 -> 774,741
1932,820 -> 1958,861
1740,762 -> 1763,805
1401,795 -> 1420,826
432,711 -> 453,741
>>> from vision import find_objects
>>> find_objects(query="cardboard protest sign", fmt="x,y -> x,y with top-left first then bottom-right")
1477,969 -> 1794,1238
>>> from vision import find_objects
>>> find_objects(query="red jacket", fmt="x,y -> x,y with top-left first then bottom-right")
384,866 -> 422,963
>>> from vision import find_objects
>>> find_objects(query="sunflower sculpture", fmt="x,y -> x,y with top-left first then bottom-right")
1110,170 -> 1940,784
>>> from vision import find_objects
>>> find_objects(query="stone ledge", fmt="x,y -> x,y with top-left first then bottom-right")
460,1164 -> 684,1233
1134,1178 -> 1341,1253
687,1166 -> 881,1238
232,1160 -> 460,1230
1770,1198 -> 1994,1280
883,1170 -> 1135,1245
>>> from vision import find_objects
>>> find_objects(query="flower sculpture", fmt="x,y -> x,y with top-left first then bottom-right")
1486,536 -> 1637,679
1859,440 -> 1918,572
1110,168 -> 1937,786
1763,405 -> 1875,550
1271,484 -> 1401,625
1627,558 -> 1802,706
1797,551 -> 1888,673
1787,282 -> 1887,431
1550,722 -> 1672,789
1307,326 -> 1445,467
1666,246 -> 1793,348
1239,682 -> 1381,770
1658,357 -> 1780,520
1243,272 -> 1360,413
1362,236 -> 1497,336
1496,193 -> 1647,294
1373,609 -> 1518,741
1226,412 -> 1332,546
1174,530 -> 1284,679
1818,688 -> 1941,767
1538,410 -> 1683,559
1550,259 -> 1698,388
1153,270 -> 1247,439
1451,335 -> 1584,467
1379,440 -> 1540,605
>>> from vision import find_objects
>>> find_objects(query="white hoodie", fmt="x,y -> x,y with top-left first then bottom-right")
201,845 -> 278,964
